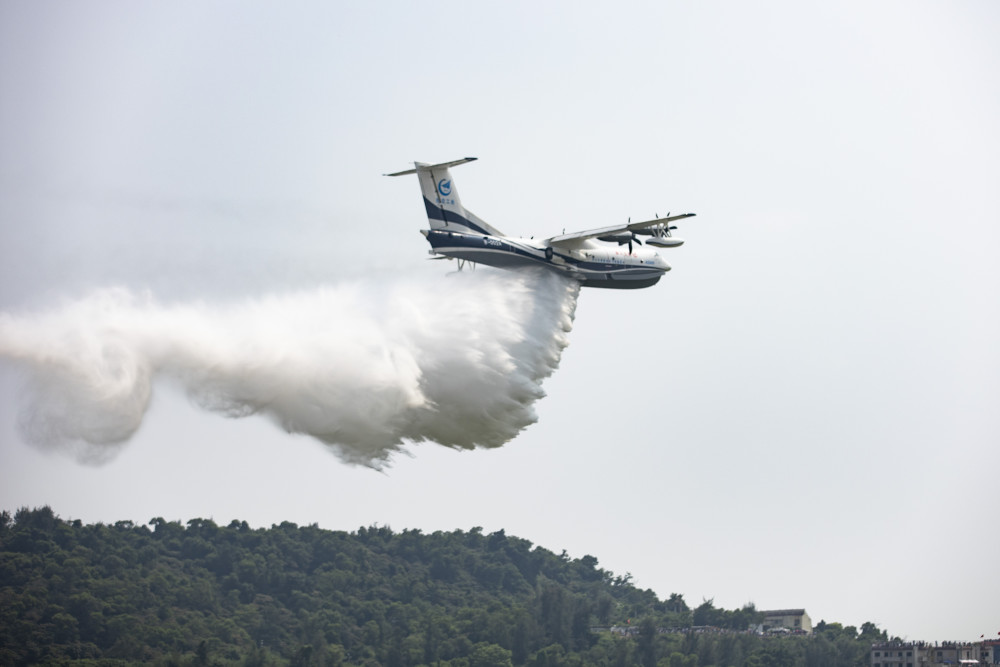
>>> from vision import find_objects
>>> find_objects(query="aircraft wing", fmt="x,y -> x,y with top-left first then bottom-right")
546,213 -> 696,247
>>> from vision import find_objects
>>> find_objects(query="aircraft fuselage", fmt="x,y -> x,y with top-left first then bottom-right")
422,228 -> 670,289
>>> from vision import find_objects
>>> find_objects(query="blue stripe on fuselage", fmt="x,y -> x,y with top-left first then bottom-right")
422,198 -> 492,236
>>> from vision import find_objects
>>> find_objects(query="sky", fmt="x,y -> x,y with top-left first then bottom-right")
2,0 -> 999,643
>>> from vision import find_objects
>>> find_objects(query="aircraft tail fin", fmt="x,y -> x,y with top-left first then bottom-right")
386,158 -> 502,236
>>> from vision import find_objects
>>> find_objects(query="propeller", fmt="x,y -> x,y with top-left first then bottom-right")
627,234 -> 642,254
659,213 -> 678,234
625,217 -> 640,254
618,216 -> 642,255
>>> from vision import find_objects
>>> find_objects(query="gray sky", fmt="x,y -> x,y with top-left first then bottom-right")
2,0 -> 998,642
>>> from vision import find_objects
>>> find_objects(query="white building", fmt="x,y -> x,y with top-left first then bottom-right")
761,609 -> 812,634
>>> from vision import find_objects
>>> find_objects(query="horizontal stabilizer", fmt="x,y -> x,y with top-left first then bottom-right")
385,158 -> 478,177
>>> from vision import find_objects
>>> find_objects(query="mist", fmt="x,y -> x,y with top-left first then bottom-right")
0,269 -> 579,468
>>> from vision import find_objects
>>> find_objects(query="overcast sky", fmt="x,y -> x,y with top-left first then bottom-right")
2,1 -> 998,643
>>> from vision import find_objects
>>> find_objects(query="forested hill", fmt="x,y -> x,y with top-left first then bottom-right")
0,507 -> 884,667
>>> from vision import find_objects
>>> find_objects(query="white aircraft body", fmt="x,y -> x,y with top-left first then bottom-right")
387,158 -> 695,289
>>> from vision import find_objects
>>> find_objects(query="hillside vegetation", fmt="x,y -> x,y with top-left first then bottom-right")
0,507 -> 884,666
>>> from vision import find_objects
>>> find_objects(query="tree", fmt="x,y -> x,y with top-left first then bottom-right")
469,642 -> 513,667
637,617 -> 658,667
860,621 -> 888,642
666,593 -> 689,613
0,507 -> 893,666
693,599 -> 724,627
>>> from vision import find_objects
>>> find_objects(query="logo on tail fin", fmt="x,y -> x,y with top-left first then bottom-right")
437,179 -> 452,196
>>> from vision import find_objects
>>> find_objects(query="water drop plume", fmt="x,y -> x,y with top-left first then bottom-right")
0,270 -> 579,467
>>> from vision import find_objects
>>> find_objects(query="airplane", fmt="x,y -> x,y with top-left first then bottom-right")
386,158 -> 695,289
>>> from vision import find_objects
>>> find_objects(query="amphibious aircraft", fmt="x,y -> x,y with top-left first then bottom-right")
386,158 -> 695,289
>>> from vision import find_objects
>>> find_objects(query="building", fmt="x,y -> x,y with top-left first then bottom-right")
870,641 -> 989,667
871,641 -> 927,667
929,642 -> 978,666
982,640 -> 1000,665
761,609 -> 812,634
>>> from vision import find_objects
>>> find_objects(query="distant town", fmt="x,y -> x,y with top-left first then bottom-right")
599,609 -> 1000,666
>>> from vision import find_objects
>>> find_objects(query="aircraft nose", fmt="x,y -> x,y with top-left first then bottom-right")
654,255 -> 671,272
